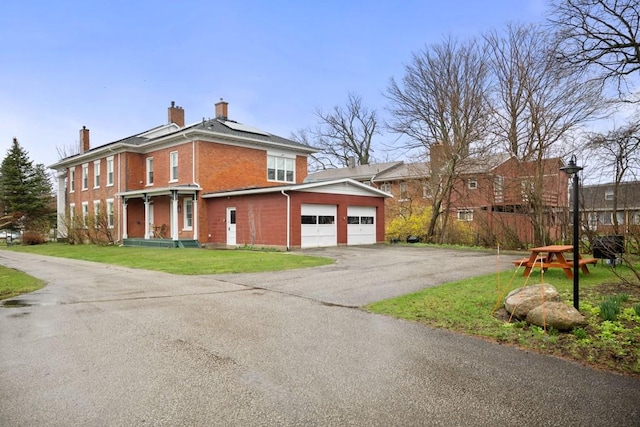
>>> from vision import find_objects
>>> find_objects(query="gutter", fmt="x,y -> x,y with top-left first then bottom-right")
281,190 -> 290,251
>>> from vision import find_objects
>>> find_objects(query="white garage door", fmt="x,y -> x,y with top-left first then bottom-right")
347,206 -> 376,245
301,204 -> 337,248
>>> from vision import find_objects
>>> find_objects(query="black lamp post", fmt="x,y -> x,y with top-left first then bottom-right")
560,155 -> 583,310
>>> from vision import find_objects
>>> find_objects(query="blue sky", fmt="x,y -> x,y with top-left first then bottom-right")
1,0 -> 547,169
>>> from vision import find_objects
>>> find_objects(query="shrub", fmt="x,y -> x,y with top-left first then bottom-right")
573,327 -> 588,339
634,303 -> 640,317
599,297 -> 621,322
21,231 -> 47,245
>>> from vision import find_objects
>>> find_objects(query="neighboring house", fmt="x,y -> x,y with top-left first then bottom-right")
50,100 -> 389,249
305,150 -> 569,246
580,181 -> 640,235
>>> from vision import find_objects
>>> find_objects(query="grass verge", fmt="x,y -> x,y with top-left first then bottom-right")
1,243 -> 334,275
366,262 -> 640,378
0,265 -> 45,299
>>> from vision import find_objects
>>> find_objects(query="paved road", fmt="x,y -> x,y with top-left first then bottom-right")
0,247 -> 639,426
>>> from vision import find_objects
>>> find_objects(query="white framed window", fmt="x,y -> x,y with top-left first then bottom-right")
183,198 -> 193,230
587,212 -> 598,230
169,151 -> 178,182
82,202 -> 89,227
82,163 -> 89,190
267,154 -> 295,183
69,168 -> 75,193
146,157 -> 154,185
468,178 -> 478,190
69,203 -> 76,225
93,160 -> 101,188
106,156 -> 114,186
399,182 -> 408,200
422,184 -> 431,198
380,182 -> 391,193
604,190 -> 614,201
457,209 -> 474,221
106,199 -> 114,228
93,200 -> 101,228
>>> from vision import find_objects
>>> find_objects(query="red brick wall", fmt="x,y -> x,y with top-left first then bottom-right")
205,191 -> 386,247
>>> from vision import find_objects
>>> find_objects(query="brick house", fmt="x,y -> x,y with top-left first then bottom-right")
50,100 -> 389,248
306,151 -> 569,247
580,181 -> 640,235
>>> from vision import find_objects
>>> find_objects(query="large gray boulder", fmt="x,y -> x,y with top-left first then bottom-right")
526,302 -> 586,331
504,284 -> 560,320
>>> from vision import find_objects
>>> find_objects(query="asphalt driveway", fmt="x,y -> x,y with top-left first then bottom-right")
0,246 -> 639,426
214,245 -> 516,306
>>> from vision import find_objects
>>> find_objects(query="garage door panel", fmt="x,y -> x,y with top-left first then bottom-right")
347,206 -> 376,245
301,204 -> 337,248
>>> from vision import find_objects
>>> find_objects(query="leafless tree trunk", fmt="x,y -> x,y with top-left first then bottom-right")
550,0 -> 640,96
292,93 -> 379,170
386,37 -> 491,243
485,23 -> 604,246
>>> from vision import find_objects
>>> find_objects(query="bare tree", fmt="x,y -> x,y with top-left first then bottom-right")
386,37 -> 491,243
293,93 -> 379,170
550,0 -> 640,93
485,23 -> 604,245
587,117 -> 640,231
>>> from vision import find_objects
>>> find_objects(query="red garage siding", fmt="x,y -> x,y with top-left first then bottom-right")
205,191 -> 386,248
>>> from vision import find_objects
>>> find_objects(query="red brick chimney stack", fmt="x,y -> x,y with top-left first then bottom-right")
215,98 -> 228,120
168,101 -> 185,127
79,126 -> 90,153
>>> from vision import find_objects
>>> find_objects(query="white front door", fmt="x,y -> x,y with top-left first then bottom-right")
226,207 -> 236,246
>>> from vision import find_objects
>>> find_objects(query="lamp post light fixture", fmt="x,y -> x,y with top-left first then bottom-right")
560,155 -> 584,310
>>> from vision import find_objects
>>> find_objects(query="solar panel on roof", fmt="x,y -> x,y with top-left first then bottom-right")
221,120 -> 271,136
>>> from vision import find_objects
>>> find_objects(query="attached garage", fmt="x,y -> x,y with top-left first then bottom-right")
347,206 -> 376,245
202,178 -> 391,249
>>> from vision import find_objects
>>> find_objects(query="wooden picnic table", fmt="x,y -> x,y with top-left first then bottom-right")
512,244 -> 597,279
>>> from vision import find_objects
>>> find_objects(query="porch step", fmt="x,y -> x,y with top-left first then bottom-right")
122,238 -> 201,248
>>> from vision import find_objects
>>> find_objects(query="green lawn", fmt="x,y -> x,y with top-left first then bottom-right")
0,265 -> 45,299
2,243 -> 334,275
366,261 -> 640,377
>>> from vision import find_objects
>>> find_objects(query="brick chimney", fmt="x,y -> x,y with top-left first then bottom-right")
215,98 -> 228,120
79,126 -> 90,153
168,101 -> 185,127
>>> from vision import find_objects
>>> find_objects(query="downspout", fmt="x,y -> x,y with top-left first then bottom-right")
281,190 -> 290,251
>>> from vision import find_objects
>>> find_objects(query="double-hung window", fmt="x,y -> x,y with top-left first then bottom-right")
93,200 -> 101,228
170,151 -> 178,182
106,199 -> 114,228
82,164 -> 89,190
69,168 -> 75,193
146,157 -> 154,185
106,156 -> 114,187
267,154 -> 295,183
82,202 -> 89,227
457,209 -> 474,222
94,160 -> 101,188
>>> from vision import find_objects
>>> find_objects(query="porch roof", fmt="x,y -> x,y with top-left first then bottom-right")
117,185 -> 201,199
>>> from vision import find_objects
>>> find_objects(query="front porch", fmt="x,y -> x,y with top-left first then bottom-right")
122,238 -> 201,248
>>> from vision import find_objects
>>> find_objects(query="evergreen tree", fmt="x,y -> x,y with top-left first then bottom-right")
0,138 -> 54,233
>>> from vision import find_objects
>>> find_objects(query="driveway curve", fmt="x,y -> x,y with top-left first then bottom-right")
0,247 -> 638,426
